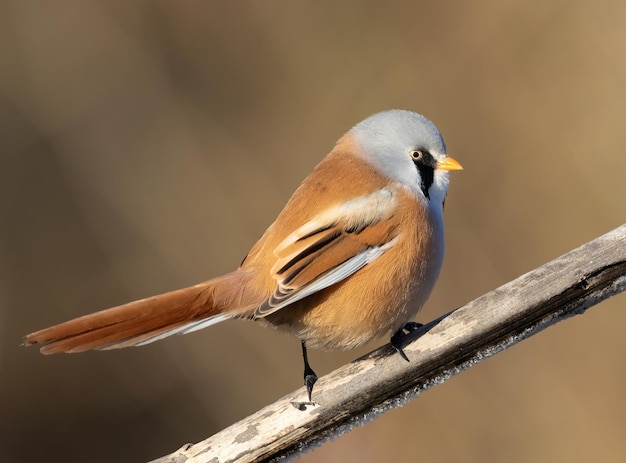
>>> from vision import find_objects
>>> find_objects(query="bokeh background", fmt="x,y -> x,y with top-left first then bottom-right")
2,2 -> 625,462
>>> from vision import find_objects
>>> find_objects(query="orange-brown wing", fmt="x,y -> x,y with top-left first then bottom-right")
255,188 -> 400,317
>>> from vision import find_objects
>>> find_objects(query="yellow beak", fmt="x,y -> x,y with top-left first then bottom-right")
436,156 -> 463,171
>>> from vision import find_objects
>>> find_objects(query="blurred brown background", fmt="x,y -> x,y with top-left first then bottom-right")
1,1 -> 625,462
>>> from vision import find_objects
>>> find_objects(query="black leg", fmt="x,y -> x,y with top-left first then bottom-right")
390,321 -> 423,362
301,341 -> 318,402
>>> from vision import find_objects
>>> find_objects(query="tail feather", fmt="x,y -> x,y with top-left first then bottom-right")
23,270 -> 261,354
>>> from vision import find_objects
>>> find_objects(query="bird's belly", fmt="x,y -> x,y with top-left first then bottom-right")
262,226 -> 443,350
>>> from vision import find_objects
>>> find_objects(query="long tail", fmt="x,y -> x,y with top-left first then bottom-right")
23,270 -> 261,354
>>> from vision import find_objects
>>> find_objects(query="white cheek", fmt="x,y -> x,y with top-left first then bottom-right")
359,151 -> 423,195
395,166 -> 426,199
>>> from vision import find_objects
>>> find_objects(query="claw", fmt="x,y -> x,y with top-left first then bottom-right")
390,321 -> 423,361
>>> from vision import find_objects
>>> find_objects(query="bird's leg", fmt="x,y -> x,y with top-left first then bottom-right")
390,321 -> 424,362
301,341 -> 318,402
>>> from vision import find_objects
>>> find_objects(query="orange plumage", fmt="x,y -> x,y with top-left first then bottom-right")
24,110 -> 462,400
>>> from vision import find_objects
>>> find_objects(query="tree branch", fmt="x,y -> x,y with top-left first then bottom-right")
150,224 -> 626,463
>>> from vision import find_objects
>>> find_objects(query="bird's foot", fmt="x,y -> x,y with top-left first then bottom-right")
390,321 -> 424,362
304,370 -> 318,403
301,341 -> 318,402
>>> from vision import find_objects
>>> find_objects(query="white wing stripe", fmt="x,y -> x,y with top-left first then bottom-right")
275,187 -> 396,254
257,236 -> 398,317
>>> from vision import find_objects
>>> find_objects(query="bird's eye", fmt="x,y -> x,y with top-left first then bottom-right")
410,150 -> 423,161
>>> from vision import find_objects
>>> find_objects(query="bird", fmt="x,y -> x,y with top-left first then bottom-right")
24,109 -> 462,402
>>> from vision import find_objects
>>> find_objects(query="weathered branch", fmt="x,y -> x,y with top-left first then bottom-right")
150,224 -> 626,463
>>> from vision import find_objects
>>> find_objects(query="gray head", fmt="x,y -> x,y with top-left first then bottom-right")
351,110 -> 462,208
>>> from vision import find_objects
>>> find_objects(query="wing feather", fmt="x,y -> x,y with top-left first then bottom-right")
255,188 -> 400,317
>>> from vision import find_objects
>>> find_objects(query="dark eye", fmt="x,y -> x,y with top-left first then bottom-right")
410,150 -> 424,161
